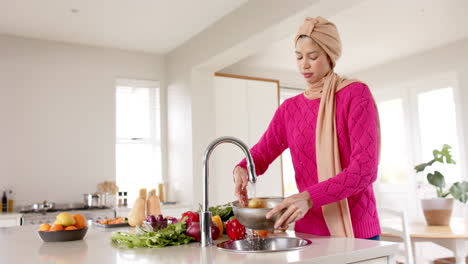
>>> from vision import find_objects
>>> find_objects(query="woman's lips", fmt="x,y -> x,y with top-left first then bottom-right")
302,73 -> 313,78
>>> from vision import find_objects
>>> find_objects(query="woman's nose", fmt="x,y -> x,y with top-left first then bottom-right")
302,62 -> 310,69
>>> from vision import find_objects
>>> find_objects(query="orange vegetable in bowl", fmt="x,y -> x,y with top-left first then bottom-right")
65,226 -> 78,231
73,214 -> 87,229
49,224 -> 64,231
253,230 -> 269,237
39,224 -> 51,232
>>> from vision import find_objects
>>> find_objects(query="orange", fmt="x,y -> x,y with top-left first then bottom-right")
39,223 -> 51,231
65,226 -> 78,230
73,213 -> 87,229
49,224 -> 64,231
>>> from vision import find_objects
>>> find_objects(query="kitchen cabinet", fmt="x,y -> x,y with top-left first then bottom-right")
212,74 -> 283,205
0,213 -> 22,227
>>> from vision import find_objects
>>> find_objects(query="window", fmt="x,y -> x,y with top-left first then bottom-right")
280,87 -> 303,196
416,88 -> 461,186
376,85 -> 463,187
374,76 -> 465,217
377,98 -> 410,184
115,79 -> 161,204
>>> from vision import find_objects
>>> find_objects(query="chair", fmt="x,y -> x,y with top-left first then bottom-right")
378,207 -> 415,264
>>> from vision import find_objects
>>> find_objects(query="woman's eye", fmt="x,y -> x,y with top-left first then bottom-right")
296,56 -> 303,60
310,57 -> 318,60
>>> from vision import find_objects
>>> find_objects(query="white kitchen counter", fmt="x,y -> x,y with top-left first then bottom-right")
0,212 -> 22,227
0,212 -> 22,219
0,225 -> 397,264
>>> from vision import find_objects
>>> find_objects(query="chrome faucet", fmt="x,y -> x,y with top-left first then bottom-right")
200,136 -> 257,247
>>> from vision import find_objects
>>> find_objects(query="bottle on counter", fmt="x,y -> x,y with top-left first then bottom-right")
123,192 -> 128,207
2,191 -> 7,212
7,190 -> 14,212
117,192 -> 123,207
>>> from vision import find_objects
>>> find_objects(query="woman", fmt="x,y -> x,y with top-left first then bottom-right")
233,16 -> 381,240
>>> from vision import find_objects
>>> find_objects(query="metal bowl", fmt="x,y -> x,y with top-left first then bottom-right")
216,237 -> 312,253
231,197 -> 284,230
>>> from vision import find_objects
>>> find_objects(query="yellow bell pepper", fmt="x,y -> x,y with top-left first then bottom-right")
211,215 -> 224,235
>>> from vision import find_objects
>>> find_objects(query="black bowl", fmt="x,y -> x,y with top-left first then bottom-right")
38,227 -> 88,242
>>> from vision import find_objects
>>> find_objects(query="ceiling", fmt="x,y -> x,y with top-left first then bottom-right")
228,0 -> 468,75
0,0 -> 246,54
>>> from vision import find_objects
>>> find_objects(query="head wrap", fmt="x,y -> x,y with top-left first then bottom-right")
294,16 -> 342,69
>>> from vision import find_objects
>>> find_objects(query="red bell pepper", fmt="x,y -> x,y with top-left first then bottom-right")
225,218 -> 246,240
180,211 -> 200,226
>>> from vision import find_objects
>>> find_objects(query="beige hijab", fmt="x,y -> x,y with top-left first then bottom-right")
295,16 -> 358,237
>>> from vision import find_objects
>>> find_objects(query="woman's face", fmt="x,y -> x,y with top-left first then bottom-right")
295,36 -> 331,84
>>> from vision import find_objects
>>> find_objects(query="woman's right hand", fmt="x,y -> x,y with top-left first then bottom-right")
233,166 -> 249,207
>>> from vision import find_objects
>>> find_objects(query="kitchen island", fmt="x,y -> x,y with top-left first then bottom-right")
0,225 -> 397,264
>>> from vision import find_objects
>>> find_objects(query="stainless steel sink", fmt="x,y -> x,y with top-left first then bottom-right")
216,237 -> 312,253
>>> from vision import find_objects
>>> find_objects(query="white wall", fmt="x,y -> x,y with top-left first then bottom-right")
0,34 -> 165,206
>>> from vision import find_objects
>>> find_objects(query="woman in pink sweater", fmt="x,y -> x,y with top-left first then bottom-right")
234,17 -> 381,240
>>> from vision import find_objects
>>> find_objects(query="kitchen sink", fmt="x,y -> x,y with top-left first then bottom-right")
216,237 -> 312,253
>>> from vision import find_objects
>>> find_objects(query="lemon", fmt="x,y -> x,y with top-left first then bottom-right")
54,212 -> 76,226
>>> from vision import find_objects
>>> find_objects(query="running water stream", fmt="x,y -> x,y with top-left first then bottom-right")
244,181 -> 269,250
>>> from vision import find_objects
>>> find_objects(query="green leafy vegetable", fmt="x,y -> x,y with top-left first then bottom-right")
111,220 -> 194,248
208,204 -> 234,222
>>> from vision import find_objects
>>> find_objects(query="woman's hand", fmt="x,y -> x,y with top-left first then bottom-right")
265,191 -> 313,229
233,166 -> 249,207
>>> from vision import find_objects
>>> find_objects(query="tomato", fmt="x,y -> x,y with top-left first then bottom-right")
225,218 -> 246,240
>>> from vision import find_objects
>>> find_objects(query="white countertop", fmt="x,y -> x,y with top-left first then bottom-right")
0,225 -> 397,264
0,212 -> 22,219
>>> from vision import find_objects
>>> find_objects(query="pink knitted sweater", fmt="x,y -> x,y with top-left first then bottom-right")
237,82 -> 381,238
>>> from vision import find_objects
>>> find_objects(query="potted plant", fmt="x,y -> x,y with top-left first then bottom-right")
414,144 -> 468,226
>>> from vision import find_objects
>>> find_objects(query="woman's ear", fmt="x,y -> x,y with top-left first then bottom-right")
326,55 -> 333,69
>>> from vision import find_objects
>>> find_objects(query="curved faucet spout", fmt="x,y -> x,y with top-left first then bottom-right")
200,136 -> 257,247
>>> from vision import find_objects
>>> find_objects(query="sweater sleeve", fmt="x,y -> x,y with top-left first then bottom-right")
306,84 -> 380,208
235,104 -> 288,176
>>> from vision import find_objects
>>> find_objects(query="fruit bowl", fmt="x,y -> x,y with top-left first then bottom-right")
38,227 -> 88,242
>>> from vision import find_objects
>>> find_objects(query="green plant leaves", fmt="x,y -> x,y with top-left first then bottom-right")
427,171 -> 445,188
449,181 -> 468,203
432,144 -> 456,164
414,163 -> 427,173
415,144 -> 465,202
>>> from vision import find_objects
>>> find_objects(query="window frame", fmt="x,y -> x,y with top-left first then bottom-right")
115,78 -> 163,192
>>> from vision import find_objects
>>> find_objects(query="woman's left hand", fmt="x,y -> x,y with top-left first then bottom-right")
265,191 -> 313,229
